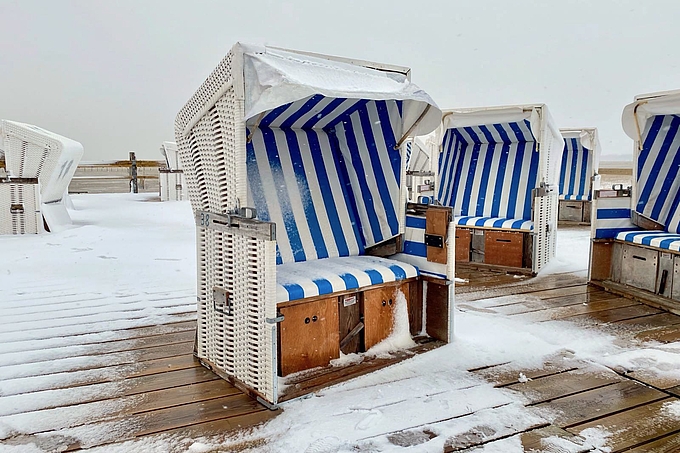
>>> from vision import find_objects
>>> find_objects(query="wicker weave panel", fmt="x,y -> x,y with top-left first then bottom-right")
533,193 -> 558,273
0,183 -> 41,235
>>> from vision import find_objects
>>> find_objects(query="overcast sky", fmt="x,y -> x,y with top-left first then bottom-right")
2,0 -> 678,161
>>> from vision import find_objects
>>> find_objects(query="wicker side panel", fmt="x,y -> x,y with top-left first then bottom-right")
195,226 -> 277,403
0,183 -> 41,235
177,88 -> 244,214
533,193 -> 558,273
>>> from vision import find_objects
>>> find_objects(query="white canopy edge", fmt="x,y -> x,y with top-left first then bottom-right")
239,43 -> 442,137
440,104 -> 562,149
160,141 -> 180,169
0,120 -> 82,152
622,89 -> 680,140
560,127 -> 602,173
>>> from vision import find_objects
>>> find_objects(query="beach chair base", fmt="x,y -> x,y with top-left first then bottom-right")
455,227 -> 533,273
558,199 -> 591,224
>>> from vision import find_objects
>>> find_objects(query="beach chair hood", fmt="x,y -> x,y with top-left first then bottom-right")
622,90 -> 680,141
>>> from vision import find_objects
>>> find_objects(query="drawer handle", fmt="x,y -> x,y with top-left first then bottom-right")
633,255 -> 647,261
496,239 -> 512,243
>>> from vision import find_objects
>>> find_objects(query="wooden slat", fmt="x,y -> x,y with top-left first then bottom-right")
625,432 -> 680,453
626,370 -> 680,390
506,370 -> 622,405
635,324 -> 680,343
567,398 -> 680,452
515,297 -> 640,322
565,304 -> 662,323
492,291 -> 619,316
535,380 -> 667,427
471,353 -> 579,387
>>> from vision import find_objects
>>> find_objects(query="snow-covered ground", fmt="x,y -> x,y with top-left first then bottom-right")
1,194 -> 680,453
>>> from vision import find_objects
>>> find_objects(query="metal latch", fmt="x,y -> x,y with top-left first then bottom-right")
213,287 -> 232,316
424,234 -> 444,248
266,314 -> 285,324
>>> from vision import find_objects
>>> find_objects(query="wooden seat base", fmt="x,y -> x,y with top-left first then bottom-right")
455,227 -> 532,271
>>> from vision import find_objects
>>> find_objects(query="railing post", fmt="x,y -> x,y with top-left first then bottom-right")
129,152 -> 138,194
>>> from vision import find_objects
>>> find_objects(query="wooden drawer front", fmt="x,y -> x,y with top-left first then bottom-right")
622,244 -> 658,293
364,284 -> 403,350
279,297 -> 340,376
455,228 -> 471,262
485,230 -> 524,268
559,200 -> 584,222
426,207 -> 450,264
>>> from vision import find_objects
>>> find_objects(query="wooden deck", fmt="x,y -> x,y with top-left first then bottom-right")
3,268 -> 680,451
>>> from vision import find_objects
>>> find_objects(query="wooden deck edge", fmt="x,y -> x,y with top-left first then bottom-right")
600,280 -> 680,316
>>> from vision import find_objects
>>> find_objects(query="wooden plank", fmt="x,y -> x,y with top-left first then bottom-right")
535,380 -> 667,427
635,324 -> 680,343
338,293 -> 362,355
516,297 -> 640,322
627,370 -> 680,390
493,291 -> 620,316
426,207 -> 450,264
455,228 -> 471,262
517,426 -> 589,452
279,340 -> 444,402
471,353 -> 580,387
617,312 -> 680,330
506,370 -> 622,405
566,398 -> 680,452
364,285 -> 400,350
590,240 -> 613,282
565,304 -> 662,323
425,281 -> 449,342
485,230 -> 524,268
459,273 -> 587,300
279,297 -> 340,376
61,394 -> 265,451
408,279 -> 423,335
625,432 -> 680,453
480,284 -> 597,308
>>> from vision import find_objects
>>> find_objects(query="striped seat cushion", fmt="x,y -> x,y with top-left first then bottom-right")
276,256 -> 418,303
455,216 -> 534,231
615,231 -> 680,251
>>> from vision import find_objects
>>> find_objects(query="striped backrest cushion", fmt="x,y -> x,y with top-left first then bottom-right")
559,137 -> 593,201
437,120 -> 539,220
246,96 -> 403,264
636,114 -> 680,234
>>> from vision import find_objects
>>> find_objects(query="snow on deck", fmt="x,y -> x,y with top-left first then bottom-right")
2,195 -> 680,452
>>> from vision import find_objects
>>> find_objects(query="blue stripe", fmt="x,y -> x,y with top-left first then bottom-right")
339,117 -> 384,244
637,115 -> 664,176
338,272 -> 359,290
388,264 -> 407,280
597,208 -> 631,219
306,131 -> 351,257
285,129 -> 328,259
364,269 -> 383,285
595,227 -> 639,239
475,125 -> 496,216
358,105 -> 398,237
491,124 -> 512,217
313,278 -> 333,295
578,147 -> 590,198
280,95 -> 324,128
302,98 -> 347,129
283,283 -> 305,301
450,134 -> 468,208
649,116 -> 680,220
461,127 -> 482,216
375,100 -> 402,181
405,216 -> 426,229
261,127 -> 306,262
260,103 -> 293,128
637,116 -> 672,214
568,138 -> 579,197
404,241 -> 427,257
326,130 -> 365,255
559,140 -> 568,195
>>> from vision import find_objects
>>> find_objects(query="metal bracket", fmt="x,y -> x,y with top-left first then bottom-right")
424,234 -> 444,248
266,314 -> 285,324
196,210 -> 276,241
213,287 -> 232,316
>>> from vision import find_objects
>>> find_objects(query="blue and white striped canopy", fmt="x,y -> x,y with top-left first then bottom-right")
559,136 -> 593,201
437,120 -> 539,221
246,95 -> 406,264
636,114 -> 680,233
